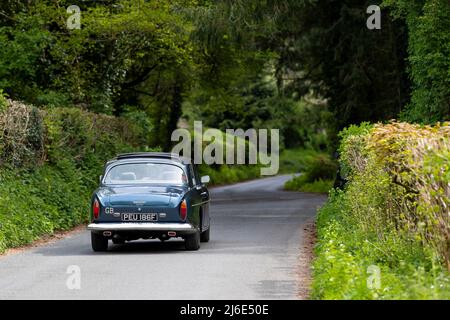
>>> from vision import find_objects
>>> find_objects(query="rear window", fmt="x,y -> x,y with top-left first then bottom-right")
104,163 -> 187,185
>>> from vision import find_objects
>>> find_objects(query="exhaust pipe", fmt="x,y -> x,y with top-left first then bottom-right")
103,231 -> 112,237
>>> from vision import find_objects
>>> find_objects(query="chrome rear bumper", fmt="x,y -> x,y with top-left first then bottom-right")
87,222 -> 196,233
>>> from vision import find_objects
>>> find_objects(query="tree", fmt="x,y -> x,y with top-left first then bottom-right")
384,0 -> 450,123
0,0 -> 204,149
188,0 -> 411,147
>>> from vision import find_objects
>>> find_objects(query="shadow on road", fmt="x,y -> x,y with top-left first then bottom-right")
108,240 -> 187,254
32,238 -> 193,256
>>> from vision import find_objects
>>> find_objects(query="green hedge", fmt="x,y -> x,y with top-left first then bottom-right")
312,122 -> 450,299
0,100 -> 147,252
283,151 -> 337,193
193,128 -> 263,186
199,163 -> 261,186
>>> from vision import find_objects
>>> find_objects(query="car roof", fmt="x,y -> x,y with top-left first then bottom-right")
105,152 -> 192,168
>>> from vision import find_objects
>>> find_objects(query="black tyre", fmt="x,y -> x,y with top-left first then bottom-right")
91,232 -> 108,252
185,230 -> 200,251
200,226 -> 210,243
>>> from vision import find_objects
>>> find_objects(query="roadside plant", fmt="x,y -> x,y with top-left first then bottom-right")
312,121 -> 450,299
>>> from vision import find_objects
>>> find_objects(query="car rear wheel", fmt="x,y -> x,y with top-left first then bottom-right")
200,226 -> 210,243
185,230 -> 200,251
91,232 -> 108,252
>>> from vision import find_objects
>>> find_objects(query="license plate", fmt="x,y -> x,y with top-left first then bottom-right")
121,213 -> 158,222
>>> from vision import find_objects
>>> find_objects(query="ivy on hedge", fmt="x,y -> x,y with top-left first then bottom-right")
0,100 -> 148,252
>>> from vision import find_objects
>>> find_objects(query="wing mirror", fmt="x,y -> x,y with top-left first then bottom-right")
99,175 -> 103,184
201,175 -> 210,184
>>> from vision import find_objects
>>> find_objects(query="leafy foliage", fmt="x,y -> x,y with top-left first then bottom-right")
312,122 -> 450,299
0,100 -> 44,167
0,90 -> 7,112
199,164 -> 261,186
313,190 -> 450,299
0,99 -> 148,253
203,1 -> 410,129
284,154 -> 337,193
0,1 -> 200,150
279,148 -> 329,174
384,0 -> 450,123
285,178 -> 334,194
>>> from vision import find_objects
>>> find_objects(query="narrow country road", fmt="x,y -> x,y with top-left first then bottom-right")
0,175 -> 326,300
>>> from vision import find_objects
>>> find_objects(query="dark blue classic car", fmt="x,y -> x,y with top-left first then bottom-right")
87,153 -> 211,251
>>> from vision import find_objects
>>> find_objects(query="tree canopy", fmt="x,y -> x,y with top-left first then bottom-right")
0,0 -> 448,151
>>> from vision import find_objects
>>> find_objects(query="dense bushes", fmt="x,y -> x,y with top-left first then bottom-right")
0,165 -> 87,251
312,122 -> 450,299
178,127 -> 264,185
284,152 -> 337,193
0,100 -> 147,252
0,100 -> 44,167
199,164 -> 261,186
384,0 -> 450,123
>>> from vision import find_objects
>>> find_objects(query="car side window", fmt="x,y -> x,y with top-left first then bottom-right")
194,165 -> 201,185
189,165 -> 197,186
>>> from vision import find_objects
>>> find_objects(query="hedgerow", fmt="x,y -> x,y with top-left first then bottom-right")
284,153 -> 337,193
0,100 -> 147,252
312,122 -> 450,299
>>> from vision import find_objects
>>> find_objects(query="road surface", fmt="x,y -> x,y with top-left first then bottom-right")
0,175 -> 326,299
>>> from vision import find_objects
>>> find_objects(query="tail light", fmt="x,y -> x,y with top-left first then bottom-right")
93,199 -> 100,219
180,199 -> 187,221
